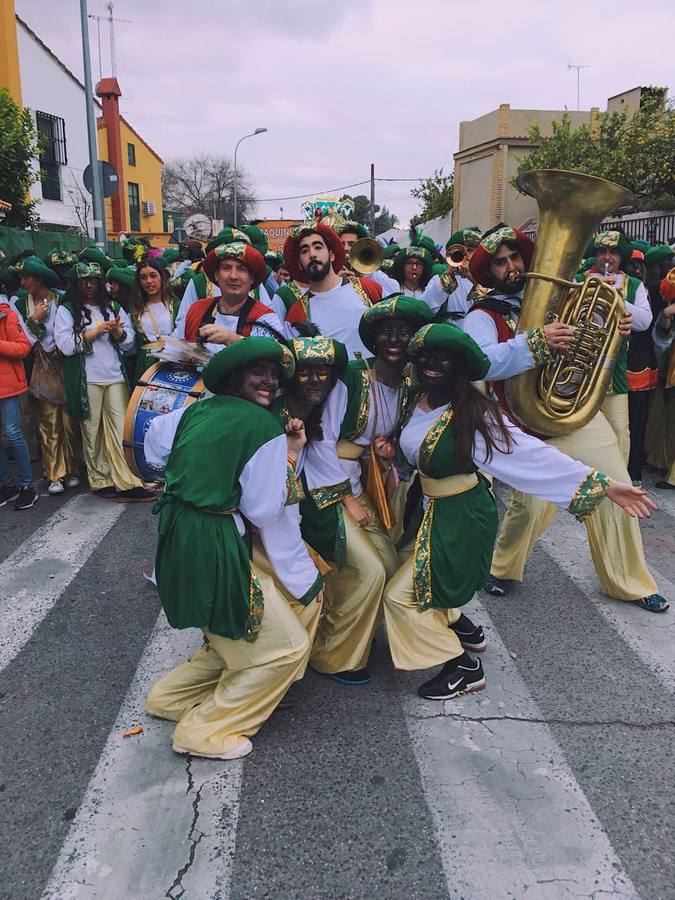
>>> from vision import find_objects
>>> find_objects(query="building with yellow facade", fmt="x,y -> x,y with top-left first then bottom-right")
0,0 -> 166,244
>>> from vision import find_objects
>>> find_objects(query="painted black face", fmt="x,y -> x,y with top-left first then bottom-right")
415,348 -> 452,390
238,361 -> 280,407
374,317 -> 415,364
291,365 -> 333,406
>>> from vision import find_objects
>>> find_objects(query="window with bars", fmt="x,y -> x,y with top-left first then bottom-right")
36,111 -> 67,202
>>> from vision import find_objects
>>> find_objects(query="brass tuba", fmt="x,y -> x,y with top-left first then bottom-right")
350,237 -> 384,275
504,170 -> 633,436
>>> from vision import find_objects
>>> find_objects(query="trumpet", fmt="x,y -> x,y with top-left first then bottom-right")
446,244 -> 468,268
349,237 -> 384,275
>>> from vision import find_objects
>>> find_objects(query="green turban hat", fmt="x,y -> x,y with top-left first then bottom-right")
407,322 -> 490,380
203,336 -> 295,394
359,295 -> 434,353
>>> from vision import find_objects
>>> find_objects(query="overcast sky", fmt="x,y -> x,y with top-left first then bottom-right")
15,0 -> 674,227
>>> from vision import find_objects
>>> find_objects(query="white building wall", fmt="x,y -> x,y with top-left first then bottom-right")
17,21 -> 92,234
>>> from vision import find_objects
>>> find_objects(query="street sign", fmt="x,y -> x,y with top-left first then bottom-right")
83,161 -> 119,199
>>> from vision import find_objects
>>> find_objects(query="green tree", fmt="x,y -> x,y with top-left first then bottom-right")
339,193 -> 398,235
410,169 -> 454,222
515,93 -> 675,210
0,88 -> 40,227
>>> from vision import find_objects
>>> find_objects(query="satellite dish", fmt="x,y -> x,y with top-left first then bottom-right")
183,213 -> 212,239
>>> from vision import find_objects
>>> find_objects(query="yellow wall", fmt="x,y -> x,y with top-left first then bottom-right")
97,119 -> 164,238
119,120 -> 164,234
0,0 -> 22,104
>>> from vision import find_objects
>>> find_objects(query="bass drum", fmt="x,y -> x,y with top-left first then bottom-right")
123,362 -> 205,482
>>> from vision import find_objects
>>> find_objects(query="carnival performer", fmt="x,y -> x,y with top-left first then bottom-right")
385,323 -> 657,699
54,262 -> 154,502
422,227 -> 486,324
174,242 -> 283,352
12,256 -> 81,496
388,245 -> 433,299
462,226 -> 667,612
174,227 -> 286,329
281,223 -> 381,358
106,264 -> 135,313
144,338 -> 313,760
311,295 -> 435,578
578,230 -> 653,462
129,257 -> 181,381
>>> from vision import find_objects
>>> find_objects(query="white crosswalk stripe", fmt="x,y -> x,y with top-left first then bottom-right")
494,484 -> 675,692
0,494 -> 125,673
397,596 -> 640,899
42,612 -> 243,900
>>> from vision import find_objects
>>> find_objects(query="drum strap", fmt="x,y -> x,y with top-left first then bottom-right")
199,297 -> 257,336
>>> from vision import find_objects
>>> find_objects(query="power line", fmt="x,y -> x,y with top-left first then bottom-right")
257,176 -> 424,203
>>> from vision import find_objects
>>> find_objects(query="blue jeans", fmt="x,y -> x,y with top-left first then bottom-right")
0,394 -> 32,487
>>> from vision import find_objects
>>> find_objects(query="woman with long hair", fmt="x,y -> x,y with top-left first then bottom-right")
54,262 -> 154,501
384,324 -> 657,700
129,257 -> 180,382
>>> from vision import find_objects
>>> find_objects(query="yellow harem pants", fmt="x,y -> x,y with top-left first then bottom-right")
145,565 -> 314,757
490,410 -> 657,600
31,397 -> 81,482
81,381 -> 142,491
601,392 -> 630,464
356,491 -> 401,581
310,509 -> 385,674
383,559 -> 464,670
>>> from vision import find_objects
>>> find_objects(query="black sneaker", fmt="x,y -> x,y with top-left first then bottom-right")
14,485 -> 38,511
484,576 -> 511,596
115,487 -> 157,503
417,654 -> 485,700
449,613 -> 486,652
92,486 -> 117,498
0,483 -> 20,506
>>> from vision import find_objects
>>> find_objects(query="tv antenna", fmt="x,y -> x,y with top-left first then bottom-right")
89,2 -> 132,79
567,64 -> 590,111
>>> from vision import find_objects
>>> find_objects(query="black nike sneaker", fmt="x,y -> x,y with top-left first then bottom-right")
449,613 -> 486,652
417,653 -> 486,701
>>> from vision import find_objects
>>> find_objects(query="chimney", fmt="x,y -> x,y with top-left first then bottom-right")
95,77 -> 126,233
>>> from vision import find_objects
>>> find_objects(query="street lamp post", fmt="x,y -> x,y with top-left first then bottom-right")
233,128 -> 268,227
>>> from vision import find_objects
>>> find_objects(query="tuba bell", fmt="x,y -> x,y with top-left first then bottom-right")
504,170 -> 633,436
350,237 -> 384,275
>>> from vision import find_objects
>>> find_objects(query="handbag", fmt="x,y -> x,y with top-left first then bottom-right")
29,344 -> 66,404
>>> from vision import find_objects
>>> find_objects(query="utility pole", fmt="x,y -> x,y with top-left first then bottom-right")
567,64 -> 589,111
80,0 -> 106,250
370,163 -> 375,236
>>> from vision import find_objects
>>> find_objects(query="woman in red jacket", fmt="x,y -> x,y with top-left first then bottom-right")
0,297 -> 36,510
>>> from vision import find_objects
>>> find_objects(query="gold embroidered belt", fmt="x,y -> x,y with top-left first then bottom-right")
419,472 -> 479,499
336,439 -> 366,460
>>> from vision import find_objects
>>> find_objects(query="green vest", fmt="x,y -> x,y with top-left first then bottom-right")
155,395 -> 284,641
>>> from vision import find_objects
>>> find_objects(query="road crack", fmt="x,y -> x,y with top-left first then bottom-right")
165,756 -> 205,899
408,712 -> 675,728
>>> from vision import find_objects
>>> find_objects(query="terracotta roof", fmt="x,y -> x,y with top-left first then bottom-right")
16,15 -> 162,164
0,199 -> 12,211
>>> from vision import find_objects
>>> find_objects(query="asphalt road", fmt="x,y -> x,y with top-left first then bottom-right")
0,472 -> 673,900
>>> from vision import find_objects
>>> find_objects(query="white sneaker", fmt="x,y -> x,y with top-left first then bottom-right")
48,480 -> 65,495
64,474 -> 81,488
172,737 -> 253,760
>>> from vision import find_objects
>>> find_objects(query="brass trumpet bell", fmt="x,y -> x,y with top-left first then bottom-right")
446,244 -> 468,267
350,237 -> 384,275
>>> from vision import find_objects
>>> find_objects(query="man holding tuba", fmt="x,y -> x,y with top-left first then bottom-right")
579,230 -> 654,465
463,224 -> 668,614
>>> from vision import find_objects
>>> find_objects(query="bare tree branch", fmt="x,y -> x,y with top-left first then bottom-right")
161,154 -> 257,223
